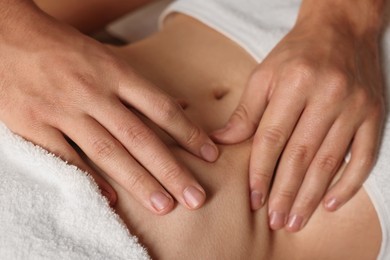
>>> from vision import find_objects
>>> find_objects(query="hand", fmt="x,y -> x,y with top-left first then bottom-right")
212,4 -> 385,231
0,1 -> 218,214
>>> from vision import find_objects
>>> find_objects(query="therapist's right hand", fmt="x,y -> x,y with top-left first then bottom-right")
0,1 -> 218,214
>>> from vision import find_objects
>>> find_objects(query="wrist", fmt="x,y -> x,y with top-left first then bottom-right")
1,1 -> 34,30
0,0 -> 83,51
296,0 -> 385,39
0,0 -> 57,40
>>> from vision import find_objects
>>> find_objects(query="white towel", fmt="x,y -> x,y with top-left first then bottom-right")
0,123 -> 150,260
1,1 -> 390,259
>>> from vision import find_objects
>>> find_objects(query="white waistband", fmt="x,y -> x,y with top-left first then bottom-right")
159,1 -> 390,259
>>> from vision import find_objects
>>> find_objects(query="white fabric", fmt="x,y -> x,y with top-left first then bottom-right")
107,0 -> 173,43
160,1 -> 390,259
1,1 -> 390,259
0,124 -> 150,260
159,0 -> 300,62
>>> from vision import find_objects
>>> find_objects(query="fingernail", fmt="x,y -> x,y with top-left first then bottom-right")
287,214 -> 304,232
151,191 -> 172,212
269,211 -> 287,230
183,186 -> 206,209
324,197 -> 340,211
200,143 -> 218,162
250,190 -> 264,210
102,190 -> 112,204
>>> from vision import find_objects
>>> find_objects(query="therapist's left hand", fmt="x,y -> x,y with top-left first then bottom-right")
212,8 -> 385,232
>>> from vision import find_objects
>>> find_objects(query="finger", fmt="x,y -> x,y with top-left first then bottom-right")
94,101 -> 207,210
323,115 -> 383,212
29,125 -> 117,206
268,105 -> 336,230
211,69 -> 270,143
62,115 -> 178,215
249,84 -> 306,212
285,117 -> 355,232
117,77 -> 218,162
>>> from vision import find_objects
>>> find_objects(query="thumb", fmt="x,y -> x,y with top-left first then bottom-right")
211,74 -> 269,143
211,102 -> 261,143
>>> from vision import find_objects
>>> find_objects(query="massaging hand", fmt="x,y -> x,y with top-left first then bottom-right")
0,1 -> 218,214
213,2 -> 385,232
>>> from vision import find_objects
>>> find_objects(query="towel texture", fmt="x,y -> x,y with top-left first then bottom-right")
0,124 -> 150,260
1,0 -> 390,259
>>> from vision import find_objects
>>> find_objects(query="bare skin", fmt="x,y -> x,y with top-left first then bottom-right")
212,0 -> 386,232
91,15 -> 382,259
18,0 -> 386,233
34,0 -> 153,33
0,0 -> 219,215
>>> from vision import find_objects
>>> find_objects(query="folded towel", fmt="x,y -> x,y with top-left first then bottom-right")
1,1 -> 390,259
0,123 -> 150,260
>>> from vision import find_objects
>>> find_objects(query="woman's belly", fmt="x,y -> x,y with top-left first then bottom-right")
102,14 -> 381,259
105,13 -> 270,259
109,142 -> 270,259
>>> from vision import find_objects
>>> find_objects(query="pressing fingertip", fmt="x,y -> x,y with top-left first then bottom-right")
211,121 -> 253,144
250,190 -> 264,210
210,123 -> 232,139
269,211 -> 287,230
183,186 -> 206,210
324,197 -> 341,211
286,214 -> 305,232
200,142 -> 219,162
151,191 -> 174,215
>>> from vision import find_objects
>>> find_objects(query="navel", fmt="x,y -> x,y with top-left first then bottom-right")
213,88 -> 230,100
177,99 -> 189,110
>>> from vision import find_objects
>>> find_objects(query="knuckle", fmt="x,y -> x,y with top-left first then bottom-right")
159,162 -> 183,184
72,72 -> 99,100
296,194 -> 317,212
258,126 -> 286,148
157,97 -> 182,122
233,104 -> 250,121
281,60 -> 315,94
102,50 -> 124,70
315,154 -> 339,173
91,138 -> 116,161
358,152 -> 376,170
120,124 -> 153,149
324,84 -> 349,103
275,188 -> 296,201
323,86 -> 348,104
233,104 -> 257,130
20,97 -> 57,122
108,60 -> 126,77
184,126 -> 202,147
322,71 -> 350,102
353,88 -> 370,107
327,69 -> 350,89
126,172 -> 148,191
21,104 -> 42,122
251,169 -> 273,184
292,58 -> 314,76
289,58 -> 316,83
286,144 -> 310,164
250,67 -> 273,85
